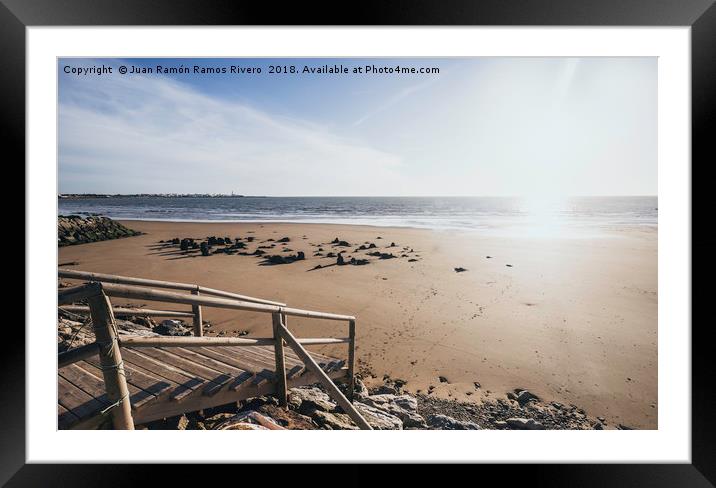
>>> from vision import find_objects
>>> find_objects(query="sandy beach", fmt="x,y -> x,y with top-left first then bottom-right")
58,220 -> 657,429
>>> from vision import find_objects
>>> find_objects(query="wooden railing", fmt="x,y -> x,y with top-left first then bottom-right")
58,269 -> 285,337
57,275 -> 369,430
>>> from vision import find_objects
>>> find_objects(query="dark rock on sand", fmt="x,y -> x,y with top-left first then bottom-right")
263,252 -> 305,265
154,319 -> 191,336
515,389 -> 540,406
58,215 -> 142,246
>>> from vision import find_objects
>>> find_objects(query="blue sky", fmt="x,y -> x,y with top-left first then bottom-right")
58,57 -> 657,196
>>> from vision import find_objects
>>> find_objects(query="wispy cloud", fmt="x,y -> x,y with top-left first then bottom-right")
352,76 -> 440,127
59,64 -> 403,195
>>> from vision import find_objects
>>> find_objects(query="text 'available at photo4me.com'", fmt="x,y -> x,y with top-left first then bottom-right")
63,62 -> 442,77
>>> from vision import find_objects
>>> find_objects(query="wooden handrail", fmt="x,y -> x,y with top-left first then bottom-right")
58,269 -> 285,306
61,305 -> 196,318
57,275 -> 361,430
99,283 -> 356,322
118,336 -> 350,347
58,282 -> 103,305
58,343 -> 100,368
277,320 -> 372,430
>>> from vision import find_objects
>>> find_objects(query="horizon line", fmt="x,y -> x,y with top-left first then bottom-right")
58,193 -> 658,198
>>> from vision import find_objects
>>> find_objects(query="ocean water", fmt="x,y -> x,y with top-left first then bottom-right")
58,196 -> 657,238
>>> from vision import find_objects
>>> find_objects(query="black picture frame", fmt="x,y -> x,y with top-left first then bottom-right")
6,0 -> 713,483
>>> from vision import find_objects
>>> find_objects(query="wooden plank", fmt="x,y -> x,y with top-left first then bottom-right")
201,346 -> 278,382
58,403 -> 81,429
120,348 -> 206,401
130,364 -> 349,425
57,375 -> 106,421
194,346 -> 265,372
135,347 -> 228,382
73,360 -> 156,410
189,346 -> 275,387
201,374 -> 234,397
59,363 -> 110,404
166,347 -> 261,394
229,371 -> 255,390
135,347 -> 247,397
167,347 -> 246,376
75,359 -> 173,407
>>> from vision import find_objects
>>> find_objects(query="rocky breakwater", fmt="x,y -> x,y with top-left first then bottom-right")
58,215 -> 142,246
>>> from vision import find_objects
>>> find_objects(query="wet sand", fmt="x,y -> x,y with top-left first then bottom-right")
58,220 -> 657,428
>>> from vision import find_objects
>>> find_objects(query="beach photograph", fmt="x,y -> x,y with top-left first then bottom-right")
57,57 -> 657,431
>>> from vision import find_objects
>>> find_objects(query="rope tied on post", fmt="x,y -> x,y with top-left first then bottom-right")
100,392 -> 130,415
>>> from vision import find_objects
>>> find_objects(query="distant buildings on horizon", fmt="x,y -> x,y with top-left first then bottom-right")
58,193 -> 254,199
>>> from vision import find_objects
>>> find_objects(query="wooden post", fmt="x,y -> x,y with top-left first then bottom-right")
86,289 -> 134,430
277,322 -> 372,430
272,312 -> 288,407
348,319 -> 356,403
192,288 -> 203,337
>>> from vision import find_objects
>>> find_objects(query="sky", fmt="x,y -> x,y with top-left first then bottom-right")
58,57 -> 657,197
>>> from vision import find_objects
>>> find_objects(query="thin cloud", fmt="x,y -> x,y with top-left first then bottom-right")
59,64 -> 404,195
353,76 -> 440,127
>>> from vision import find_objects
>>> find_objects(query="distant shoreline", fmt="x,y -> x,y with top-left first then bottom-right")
59,194 -> 258,199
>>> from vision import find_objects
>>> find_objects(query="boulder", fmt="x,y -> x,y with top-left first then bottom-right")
353,377 -> 370,398
288,387 -> 336,413
354,402 -> 403,430
506,417 -> 545,430
362,394 -> 425,428
153,319 -> 190,336
515,389 -> 539,406
364,394 -> 417,412
426,414 -> 480,430
312,411 -> 359,430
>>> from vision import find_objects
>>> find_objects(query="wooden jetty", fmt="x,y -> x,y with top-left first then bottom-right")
57,270 -> 370,430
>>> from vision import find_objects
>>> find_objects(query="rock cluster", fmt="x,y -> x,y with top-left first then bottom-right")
58,215 -> 141,246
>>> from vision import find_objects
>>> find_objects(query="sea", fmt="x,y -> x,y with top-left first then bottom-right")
58,196 -> 657,238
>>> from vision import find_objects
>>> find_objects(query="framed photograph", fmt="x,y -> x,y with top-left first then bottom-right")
7,0 -> 713,482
